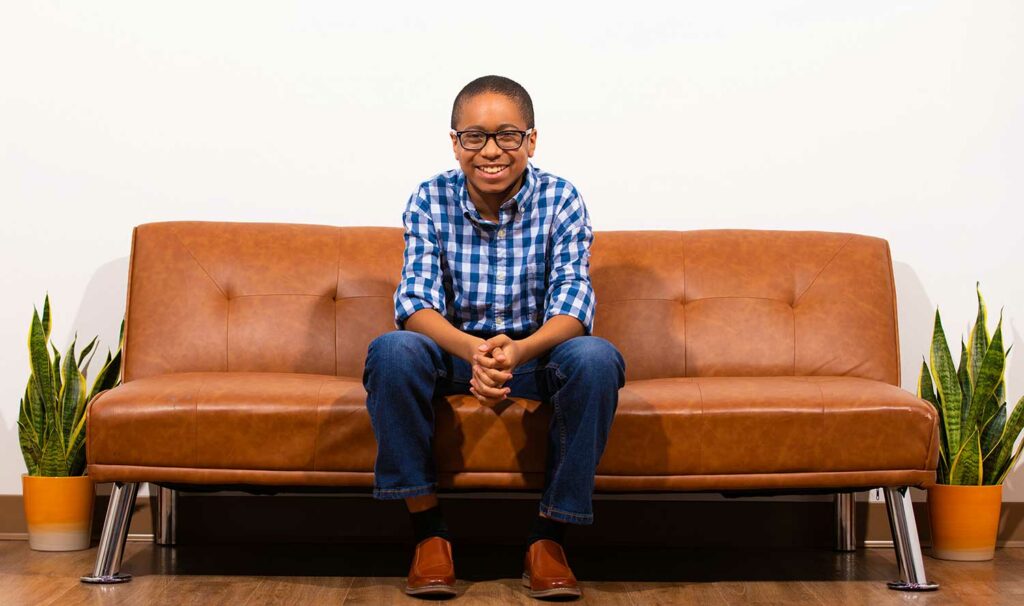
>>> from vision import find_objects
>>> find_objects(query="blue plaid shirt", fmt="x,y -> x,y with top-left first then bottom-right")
394,163 -> 596,336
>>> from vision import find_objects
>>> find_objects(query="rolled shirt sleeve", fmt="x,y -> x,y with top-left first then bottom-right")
544,189 -> 596,335
394,192 -> 447,329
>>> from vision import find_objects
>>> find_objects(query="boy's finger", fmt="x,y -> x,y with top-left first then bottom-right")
493,346 -> 507,362
479,365 -> 511,384
473,365 -> 502,388
471,387 -> 502,406
473,354 -> 500,369
470,377 -> 507,399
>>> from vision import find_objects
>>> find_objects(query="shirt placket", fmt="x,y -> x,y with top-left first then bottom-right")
493,210 -> 509,332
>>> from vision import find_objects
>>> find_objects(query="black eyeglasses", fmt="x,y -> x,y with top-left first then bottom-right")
453,128 -> 534,151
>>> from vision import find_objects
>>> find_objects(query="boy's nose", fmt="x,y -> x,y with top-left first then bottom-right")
480,136 -> 503,157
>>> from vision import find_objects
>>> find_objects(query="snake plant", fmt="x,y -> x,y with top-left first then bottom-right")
17,295 -> 123,477
918,285 -> 1024,485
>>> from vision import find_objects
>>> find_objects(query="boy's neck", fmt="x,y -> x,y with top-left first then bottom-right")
467,170 -> 526,223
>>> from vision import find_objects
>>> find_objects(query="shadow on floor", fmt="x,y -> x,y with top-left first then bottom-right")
125,542 -> 894,584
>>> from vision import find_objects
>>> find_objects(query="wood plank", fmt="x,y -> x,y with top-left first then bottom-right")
244,576 -> 353,606
0,573 -> 80,606
624,580 -> 731,605
46,574 -> 173,606
151,575 -> 261,606
0,541 -> 1022,605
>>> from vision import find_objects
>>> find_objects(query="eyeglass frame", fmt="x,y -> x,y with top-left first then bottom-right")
452,128 -> 535,151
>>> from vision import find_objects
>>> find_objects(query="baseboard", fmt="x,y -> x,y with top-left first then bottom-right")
2,492 -> 1022,547
0,532 -> 154,542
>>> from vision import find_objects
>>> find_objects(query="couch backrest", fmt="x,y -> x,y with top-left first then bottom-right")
123,223 -> 900,385
589,230 -> 900,384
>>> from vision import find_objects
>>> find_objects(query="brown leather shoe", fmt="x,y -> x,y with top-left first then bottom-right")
522,539 -> 582,600
405,536 -> 457,597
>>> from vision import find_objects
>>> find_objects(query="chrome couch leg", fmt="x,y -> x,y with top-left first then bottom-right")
834,493 -> 856,552
883,486 -> 938,591
154,485 -> 178,546
81,481 -> 139,584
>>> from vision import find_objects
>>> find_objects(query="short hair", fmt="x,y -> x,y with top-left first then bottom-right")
451,75 -> 535,130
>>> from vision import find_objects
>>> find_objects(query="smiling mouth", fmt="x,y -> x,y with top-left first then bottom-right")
476,165 -> 509,176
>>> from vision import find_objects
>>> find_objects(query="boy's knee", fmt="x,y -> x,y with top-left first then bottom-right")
364,331 -> 440,387
368,330 -> 433,359
560,337 -> 626,385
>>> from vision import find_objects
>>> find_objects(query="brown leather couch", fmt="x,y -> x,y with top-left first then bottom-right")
81,222 -> 939,591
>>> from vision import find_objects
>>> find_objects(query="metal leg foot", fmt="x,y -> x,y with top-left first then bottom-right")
81,481 -> 140,584
834,492 -> 856,552
883,486 -> 939,591
154,484 -> 178,546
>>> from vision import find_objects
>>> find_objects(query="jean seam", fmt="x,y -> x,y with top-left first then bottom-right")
539,502 -> 593,522
545,387 -> 569,516
545,362 -> 568,383
373,483 -> 436,497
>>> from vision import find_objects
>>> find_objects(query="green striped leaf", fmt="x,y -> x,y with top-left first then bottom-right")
39,432 -> 67,477
957,340 -> 972,424
930,309 -> 962,456
51,343 -> 62,405
981,405 -> 1007,461
985,395 -> 1024,484
950,429 -> 982,485
77,336 -> 98,373
27,377 -> 45,441
58,338 -> 84,454
66,415 -> 88,476
87,348 -> 121,403
41,294 -> 52,342
20,385 -> 36,437
28,308 -> 56,408
17,396 -> 41,476
968,283 -> 989,386
967,316 -> 1004,436
997,436 -> 1024,485
918,359 -> 946,467
996,343 -> 1009,404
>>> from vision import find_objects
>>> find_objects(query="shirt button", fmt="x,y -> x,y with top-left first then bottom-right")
496,317 -> 504,326
498,229 -> 506,237
497,272 -> 505,280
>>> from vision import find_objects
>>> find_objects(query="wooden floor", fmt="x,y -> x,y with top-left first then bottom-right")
0,540 -> 1022,605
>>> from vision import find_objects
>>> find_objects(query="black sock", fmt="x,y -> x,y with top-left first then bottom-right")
527,516 -> 567,547
410,505 -> 450,543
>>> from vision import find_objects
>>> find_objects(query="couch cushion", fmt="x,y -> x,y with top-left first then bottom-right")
87,373 -> 936,487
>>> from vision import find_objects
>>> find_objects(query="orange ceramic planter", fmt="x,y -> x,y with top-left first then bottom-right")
22,474 -> 95,551
927,483 -> 1002,561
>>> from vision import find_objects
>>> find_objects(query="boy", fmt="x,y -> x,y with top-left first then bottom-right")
363,75 -> 625,600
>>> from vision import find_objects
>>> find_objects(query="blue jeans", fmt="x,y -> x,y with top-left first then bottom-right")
363,330 -> 626,525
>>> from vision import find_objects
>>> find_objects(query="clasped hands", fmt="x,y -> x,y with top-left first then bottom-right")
467,334 -> 523,405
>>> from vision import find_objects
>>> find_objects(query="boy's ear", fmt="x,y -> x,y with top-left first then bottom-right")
450,131 -> 459,157
527,128 -> 537,158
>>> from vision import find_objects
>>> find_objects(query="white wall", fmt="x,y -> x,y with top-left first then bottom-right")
2,1 -> 1022,499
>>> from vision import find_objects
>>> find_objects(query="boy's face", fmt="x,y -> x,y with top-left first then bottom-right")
451,92 -> 537,203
